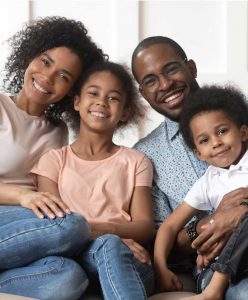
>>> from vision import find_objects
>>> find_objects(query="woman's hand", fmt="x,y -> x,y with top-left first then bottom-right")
20,189 -> 70,219
122,238 -> 152,265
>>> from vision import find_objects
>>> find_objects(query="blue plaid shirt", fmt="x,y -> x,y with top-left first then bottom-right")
134,118 -> 208,229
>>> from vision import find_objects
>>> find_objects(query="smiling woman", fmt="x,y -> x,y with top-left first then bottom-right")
0,16 -> 107,300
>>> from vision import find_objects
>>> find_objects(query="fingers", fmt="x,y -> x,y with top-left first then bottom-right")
23,192 -> 71,219
122,239 -> 151,265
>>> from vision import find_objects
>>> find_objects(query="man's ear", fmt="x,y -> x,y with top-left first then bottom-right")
240,125 -> 248,142
194,148 -> 205,162
187,59 -> 197,78
74,95 -> 80,111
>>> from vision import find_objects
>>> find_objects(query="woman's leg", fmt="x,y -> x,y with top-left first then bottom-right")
79,234 -> 155,300
0,205 -> 90,268
0,256 -> 88,300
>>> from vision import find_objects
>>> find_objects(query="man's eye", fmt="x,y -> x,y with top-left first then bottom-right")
164,63 -> 180,76
143,77 -> 157,87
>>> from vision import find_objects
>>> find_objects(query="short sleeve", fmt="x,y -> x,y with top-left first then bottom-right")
135,155 -> 153,187
30,149 -> 62,186
184,174 -> 211,211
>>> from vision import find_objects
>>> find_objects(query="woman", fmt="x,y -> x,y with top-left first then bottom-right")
0,16 -> 106,300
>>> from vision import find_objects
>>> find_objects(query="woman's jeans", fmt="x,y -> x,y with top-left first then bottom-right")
78,234 -> 155,300
197,214 -> 248,300
0,205 -> 90,300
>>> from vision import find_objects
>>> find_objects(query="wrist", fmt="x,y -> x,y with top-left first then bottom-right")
185,219 -> 199,243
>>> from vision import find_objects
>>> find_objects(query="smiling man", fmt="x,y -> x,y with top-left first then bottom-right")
132,36 -> 248,299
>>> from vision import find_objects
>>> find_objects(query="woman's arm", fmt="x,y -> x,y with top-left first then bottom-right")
91,186 -> 155,246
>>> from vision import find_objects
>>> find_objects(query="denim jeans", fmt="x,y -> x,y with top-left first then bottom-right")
0,205 -> 90,299
197,215 -> 248,300
78,234 -> 155,300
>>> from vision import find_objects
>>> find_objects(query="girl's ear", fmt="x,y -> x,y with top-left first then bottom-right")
74,95 -> 80,111
194,148 -> 205,162
120,108 -> 131,123
240,125 -> 248,142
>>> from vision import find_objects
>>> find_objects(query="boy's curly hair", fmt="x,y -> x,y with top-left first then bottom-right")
3,16 -> 107,125
179,84 -> 248,150
67,61 -> 146,133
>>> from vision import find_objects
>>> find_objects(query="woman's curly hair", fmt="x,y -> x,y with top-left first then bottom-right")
67,61 -> 146,134
3,16 -> 108,125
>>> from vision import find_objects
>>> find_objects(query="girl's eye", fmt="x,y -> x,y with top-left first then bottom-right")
108,95 -> 120,101
58,72 -> 68,81
41,57 -> 49,66
88,91 -> 98,96
218,128 -> 228,135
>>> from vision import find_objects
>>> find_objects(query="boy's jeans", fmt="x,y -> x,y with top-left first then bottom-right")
0,205 -> 90,300
79,234 -> 155,300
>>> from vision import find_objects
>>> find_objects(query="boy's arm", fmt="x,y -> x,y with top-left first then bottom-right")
153,202 -> 198,292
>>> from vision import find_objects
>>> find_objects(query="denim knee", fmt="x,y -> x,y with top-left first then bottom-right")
49,213 -> 90,257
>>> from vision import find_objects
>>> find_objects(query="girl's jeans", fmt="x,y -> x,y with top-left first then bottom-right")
197,214 -> 248,300
79,234 -> 155,300
0,205 -> 90,300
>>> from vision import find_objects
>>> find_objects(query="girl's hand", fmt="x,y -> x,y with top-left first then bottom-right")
20,190 -> 70,219
122,238 -> 151,265
156,268 -> 183,292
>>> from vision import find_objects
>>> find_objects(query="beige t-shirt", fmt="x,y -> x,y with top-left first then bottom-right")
31,145 -> 153,223
0,93 -> 68,189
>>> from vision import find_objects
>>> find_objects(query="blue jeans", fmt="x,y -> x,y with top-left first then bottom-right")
0,205 -> 90,299
78,234 -> 155,300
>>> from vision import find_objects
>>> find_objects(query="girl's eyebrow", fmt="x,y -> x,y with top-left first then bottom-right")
87,85 -> 122,95
42,52 -> 74,79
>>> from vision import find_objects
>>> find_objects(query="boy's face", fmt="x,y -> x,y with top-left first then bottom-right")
191,110 -> 248,168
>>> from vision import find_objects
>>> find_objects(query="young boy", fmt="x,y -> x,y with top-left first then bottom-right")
154,85 -> 248,300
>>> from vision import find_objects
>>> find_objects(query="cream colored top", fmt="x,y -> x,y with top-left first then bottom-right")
0,93 -> 68,189
31,145 -> 153,223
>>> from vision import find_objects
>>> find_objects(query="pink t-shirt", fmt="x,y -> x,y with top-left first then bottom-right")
31,145 -> 153,224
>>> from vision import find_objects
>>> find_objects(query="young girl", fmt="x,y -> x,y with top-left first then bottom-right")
0,16 -> 106,299
154,85 -> 248,300
31,61 -> 155,299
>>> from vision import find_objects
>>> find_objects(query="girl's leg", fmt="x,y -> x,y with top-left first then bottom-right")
79,234 -> 155,300
0,205 -> 90,268
0,256 -> 88,300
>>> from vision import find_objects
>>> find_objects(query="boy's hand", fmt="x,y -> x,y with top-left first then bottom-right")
156,268 -> 183,292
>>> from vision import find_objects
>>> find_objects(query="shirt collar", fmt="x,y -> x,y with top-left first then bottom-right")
165,117 -> 180,140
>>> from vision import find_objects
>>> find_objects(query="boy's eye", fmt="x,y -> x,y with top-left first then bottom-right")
218,128 -> 228,135
199,138 -> 208,144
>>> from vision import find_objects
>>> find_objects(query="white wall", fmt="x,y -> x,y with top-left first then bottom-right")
1,0 -> 248,145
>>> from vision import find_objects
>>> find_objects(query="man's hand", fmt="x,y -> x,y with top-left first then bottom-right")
20,190 -> 70,219
122,238 -> 152,265
217,188 -> 248,211
155,267 -> 183,292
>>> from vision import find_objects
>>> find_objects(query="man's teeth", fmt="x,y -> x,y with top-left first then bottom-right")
164,92 -> 182,103
90,111 -> 108,118
33,81 -> 49,94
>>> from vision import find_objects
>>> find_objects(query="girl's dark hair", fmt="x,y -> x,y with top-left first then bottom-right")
68,61 -> 145,133
180,84 -> 248,150
3,16 -> 107,125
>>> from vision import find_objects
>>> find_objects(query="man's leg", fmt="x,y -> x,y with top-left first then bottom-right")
0,256 -> 88,300
0,205 -> 90,268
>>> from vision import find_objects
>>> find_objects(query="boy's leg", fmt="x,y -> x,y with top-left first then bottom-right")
0,256 -> 88,300
0,205 -> 90,268
79,234 -> 155,300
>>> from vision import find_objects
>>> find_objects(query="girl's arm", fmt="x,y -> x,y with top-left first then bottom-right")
153,202 -> 198,291
91,186 -> 155,246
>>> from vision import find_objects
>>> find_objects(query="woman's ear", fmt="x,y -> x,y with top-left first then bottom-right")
74,95 -> 80,111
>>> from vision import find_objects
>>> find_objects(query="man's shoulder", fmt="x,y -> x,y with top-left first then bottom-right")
134,121 -> 166,152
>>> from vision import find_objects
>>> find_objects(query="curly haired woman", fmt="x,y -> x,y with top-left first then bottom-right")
0,16 -> 106,299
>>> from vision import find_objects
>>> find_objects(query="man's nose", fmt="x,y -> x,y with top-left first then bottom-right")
158,74 -> 172,90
